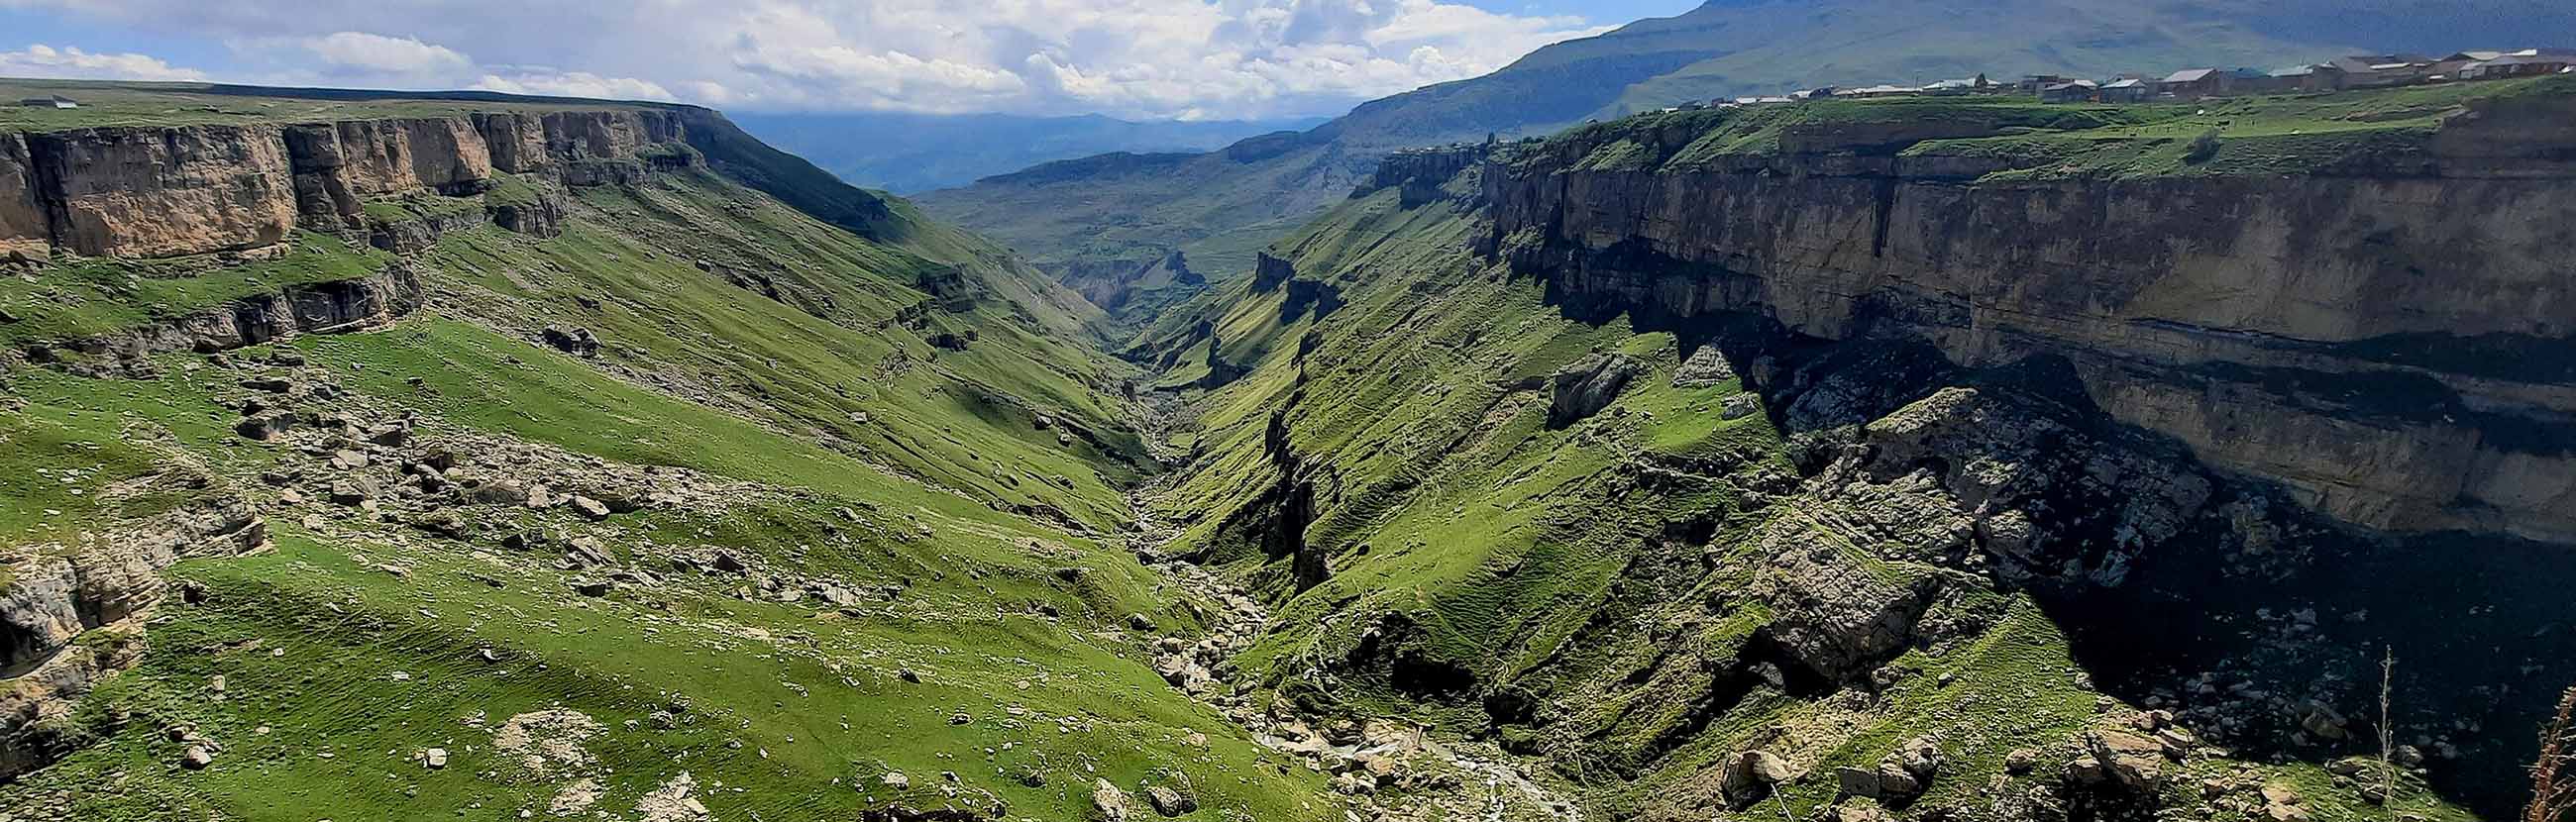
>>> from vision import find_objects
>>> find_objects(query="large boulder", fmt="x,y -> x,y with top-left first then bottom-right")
540,325 -> 600,358
1547,353 -> 1643,428
1721,750 -> 1795,801
2071,731 -> 2166,793
1091,778 -> 1129,822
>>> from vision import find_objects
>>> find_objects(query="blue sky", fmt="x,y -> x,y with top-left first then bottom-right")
0,0 -> 1706,119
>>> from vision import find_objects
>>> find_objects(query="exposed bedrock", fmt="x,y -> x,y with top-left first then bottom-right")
1485,96 -> 2576,543
0,108 -> 696,260
284,118 -> 496,230
0,472 -> 267,778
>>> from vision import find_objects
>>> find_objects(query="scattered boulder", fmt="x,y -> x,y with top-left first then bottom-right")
2154,727 -> 2197,758
1719,392 -> 1761,421
1722,750 -> 1795,801
366,421 -> 410,447
234,412 -> 295,441
2004,748 -> 2039,774
2073,731 -> 2165,792
470,479 -> 530,506
2261,783 -> 2311,822
1143,785 -> 1197,817
1547,353 -> 1644,428
2299,701 -> 2350,742
568,495 -> 612,521
328,477 -> 379,506
179,744 -> 216,770
1091,778 -> 1129,822
541,325 -> 601,358
411,509 -> 476,540
422,747 -> 449,769
1832,806 -> 1894,822
1837,766 -> 1882,798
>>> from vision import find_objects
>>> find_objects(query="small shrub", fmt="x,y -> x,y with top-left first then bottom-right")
2184,129 -> 2223,164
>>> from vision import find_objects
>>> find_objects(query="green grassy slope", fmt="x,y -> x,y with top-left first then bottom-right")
0,91 -> 1342,821
1514,73 -> 2573,179
1145,186 -> 2491,822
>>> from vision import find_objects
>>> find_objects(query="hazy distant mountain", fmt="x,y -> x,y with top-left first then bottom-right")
729,111 -> 1325,193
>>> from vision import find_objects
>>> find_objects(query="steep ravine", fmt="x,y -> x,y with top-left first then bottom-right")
1144,84 -> 2576,822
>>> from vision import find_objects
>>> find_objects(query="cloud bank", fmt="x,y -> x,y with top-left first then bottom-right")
0,0 -> 1611,118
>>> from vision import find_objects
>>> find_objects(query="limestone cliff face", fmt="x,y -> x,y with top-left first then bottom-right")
471,111 -> 552,173
543,109 -> 686,160
0,108 -> 696,259
1355,144 -> 1487,207
0,134 -> 47,262
285,118 -> 496,230
27,124 -> 300,258
1483,97 -> 2576,543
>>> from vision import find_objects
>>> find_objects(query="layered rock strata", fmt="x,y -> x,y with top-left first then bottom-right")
0,109 -> 693,260
1482,94 -> 2576,543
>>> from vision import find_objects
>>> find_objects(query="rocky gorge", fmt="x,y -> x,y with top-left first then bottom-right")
1482,88 -> 2576,544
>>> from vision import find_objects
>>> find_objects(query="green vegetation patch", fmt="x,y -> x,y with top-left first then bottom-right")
0,233 -> 393,347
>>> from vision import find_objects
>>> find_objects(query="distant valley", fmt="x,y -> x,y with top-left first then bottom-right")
917,0 -> 2576,327
730,111 -> 1324,194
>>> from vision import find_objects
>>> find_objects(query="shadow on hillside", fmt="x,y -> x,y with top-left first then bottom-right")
1548,290 -> 2576,817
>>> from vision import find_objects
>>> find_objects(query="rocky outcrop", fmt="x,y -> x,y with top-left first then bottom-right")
1483,96 -> 2576,543
1250,251 -> 1297,292
1547,353 -> 1644,428
285,118 -> 495,230
1,487 -> 265,671
1049,250 -> 1204,312
1,469 -> 266,778
26,124 -> 299,258
1279,276 -> 1342,324
1356,144 -> 1487,207
472,112 -> 552,174
1,107 -> 698,259
32,262 -> 421,369
1753,521 -> 1936,683
487,190 -> 568,238
0,134 -> 47,263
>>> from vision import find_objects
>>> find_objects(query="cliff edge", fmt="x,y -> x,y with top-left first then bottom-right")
1481,76 -> 2576,544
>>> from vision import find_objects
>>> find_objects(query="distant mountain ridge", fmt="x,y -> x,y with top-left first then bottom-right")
915,0 -> 2576,320
730,111 -> 1322,194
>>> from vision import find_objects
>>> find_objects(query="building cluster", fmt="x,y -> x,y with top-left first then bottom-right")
1668,48 -> 2574,110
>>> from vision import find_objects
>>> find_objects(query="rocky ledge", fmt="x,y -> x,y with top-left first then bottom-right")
1479,90 -> 2576,544
1,108 -> 694,262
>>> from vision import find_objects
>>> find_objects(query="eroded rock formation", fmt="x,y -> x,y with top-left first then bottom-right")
1484,92 -> 2576,543
1,108 -> 698,260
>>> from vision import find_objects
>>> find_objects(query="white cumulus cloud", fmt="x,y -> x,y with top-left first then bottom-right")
297,31 -> 473,75
471,70 -> 678,101
0,0 -> 1616,118
0,43 -> 206,80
